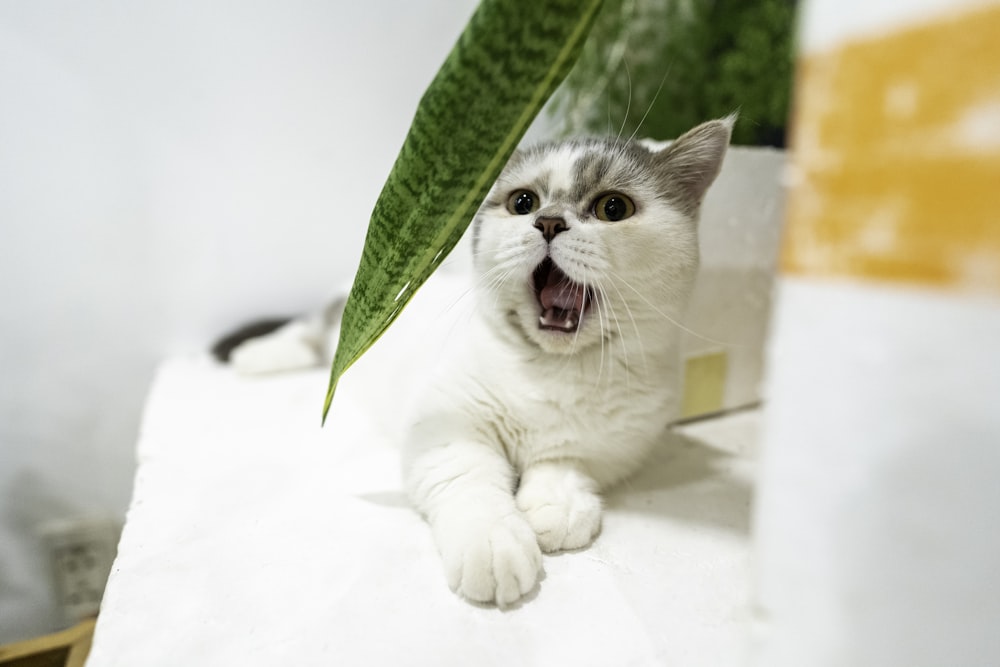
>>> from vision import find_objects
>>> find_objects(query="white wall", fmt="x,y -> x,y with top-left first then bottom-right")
0,0 -> 477,642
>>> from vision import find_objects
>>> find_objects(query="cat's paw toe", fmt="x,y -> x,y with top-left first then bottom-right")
517,483 -> 602,553
441,514 -> 542,606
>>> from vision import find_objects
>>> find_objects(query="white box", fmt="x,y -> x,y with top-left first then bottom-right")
680,146 -> 787,418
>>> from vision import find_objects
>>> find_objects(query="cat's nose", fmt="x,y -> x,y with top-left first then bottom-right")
534,216 -> 568,242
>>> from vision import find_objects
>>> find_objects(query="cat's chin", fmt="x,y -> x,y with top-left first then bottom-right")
529,326 -> 597,355
509,306 -> 603,356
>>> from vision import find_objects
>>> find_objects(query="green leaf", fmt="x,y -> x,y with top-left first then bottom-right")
550,0 -> 795,147
322,0 -> 605,423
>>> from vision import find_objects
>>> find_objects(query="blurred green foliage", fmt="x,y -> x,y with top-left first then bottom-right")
549,0 -> 797,146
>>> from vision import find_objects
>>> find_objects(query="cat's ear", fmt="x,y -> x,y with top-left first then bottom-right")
655,113 -> 736,213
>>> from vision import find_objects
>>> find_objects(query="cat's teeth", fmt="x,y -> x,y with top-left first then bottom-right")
539,307 -> 579,332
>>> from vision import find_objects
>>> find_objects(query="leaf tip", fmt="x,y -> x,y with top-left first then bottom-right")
321,381 -> 337,427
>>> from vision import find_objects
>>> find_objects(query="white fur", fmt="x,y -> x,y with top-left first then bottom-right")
403,120 -> 732,606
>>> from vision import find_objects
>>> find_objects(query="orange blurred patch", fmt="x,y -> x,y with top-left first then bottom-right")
783,4 -> 1000,292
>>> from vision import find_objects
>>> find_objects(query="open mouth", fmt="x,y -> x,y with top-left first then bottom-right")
532,257 -> 593,333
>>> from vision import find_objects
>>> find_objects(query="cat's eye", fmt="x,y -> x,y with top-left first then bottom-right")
593,193 -> 635,222
507,189 -> 539,215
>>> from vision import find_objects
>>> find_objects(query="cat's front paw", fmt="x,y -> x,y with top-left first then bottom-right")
516,465 -> 602,553
437,513 -> 542,607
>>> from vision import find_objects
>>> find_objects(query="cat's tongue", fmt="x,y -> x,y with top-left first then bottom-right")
538,263 -> 587,332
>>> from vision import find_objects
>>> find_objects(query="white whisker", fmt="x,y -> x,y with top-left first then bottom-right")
586,273 -> 607,388
607,269 -> 745,348
602,276 -> 648,370
596,281 -> 632,393
615,57 -> 633,148
596,284 -> 615,390
626,65 -> 671,145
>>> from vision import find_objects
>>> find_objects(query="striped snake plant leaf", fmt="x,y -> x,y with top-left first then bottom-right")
323,0 -> 605,422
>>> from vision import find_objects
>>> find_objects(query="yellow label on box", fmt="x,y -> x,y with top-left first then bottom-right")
681,352 -> 728,418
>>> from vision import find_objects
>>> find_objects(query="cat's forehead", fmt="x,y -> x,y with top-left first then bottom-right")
499,139 -> 655,198
502,143 -> 584,192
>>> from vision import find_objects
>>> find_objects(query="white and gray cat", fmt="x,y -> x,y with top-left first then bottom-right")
218,116 -> 733,606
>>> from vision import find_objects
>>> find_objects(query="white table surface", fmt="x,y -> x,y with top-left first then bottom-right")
87,355 -> 759,667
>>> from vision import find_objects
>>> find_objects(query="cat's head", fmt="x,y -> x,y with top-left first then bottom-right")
472,116 -> 734,355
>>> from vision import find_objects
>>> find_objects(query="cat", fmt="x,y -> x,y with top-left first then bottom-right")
405,116 -> 733,606
219,116 -> 733,606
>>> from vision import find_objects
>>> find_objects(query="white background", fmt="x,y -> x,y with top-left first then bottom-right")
0,0 -> 478,641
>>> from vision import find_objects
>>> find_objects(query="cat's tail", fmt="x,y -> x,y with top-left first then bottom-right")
211,318 -> 294,362
210,296 -> 347,374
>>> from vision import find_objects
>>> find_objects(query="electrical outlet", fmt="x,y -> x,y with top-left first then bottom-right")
40,518 -> 119,622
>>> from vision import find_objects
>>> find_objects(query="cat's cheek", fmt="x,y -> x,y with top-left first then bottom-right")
474,222 -> 547,274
